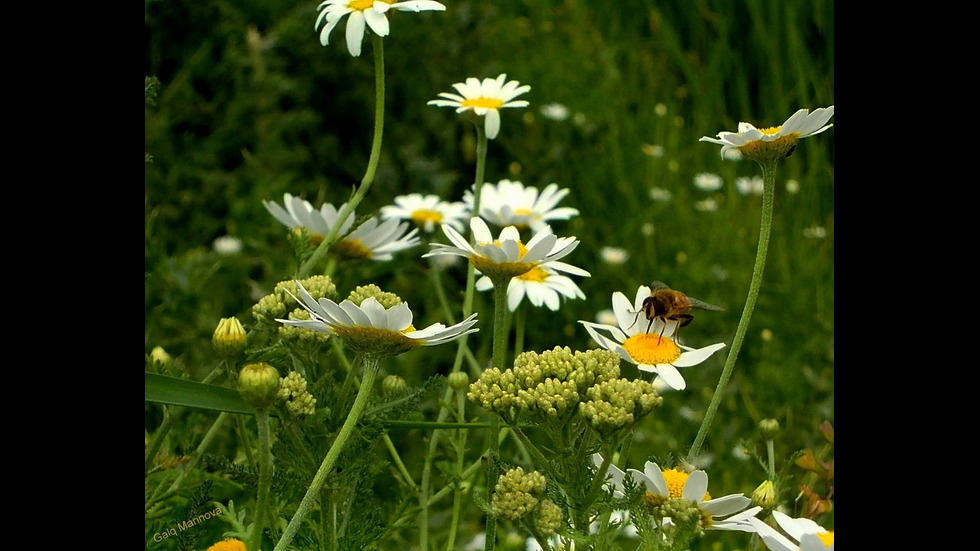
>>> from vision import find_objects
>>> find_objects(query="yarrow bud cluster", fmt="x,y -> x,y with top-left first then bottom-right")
491,467 -> 547,521
278,371 -> 316,417
252,275 -> 338,325
534,498 -> 563,536
212,317 -> 247,359
347,284 -> 403,309
277,308 -> 331,343
468,347 -> 621,419
579,378 -> 663,433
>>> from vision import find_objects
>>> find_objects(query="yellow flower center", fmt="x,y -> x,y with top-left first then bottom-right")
207,539 -> 247,551
621,333 -> 681,365
410,209 -> 443,226
333,238 -> 372,259
347,0 -> 391,11
817,531 -> 834,546
402,324 -> 416,333
759,126 -> 782,135
514,208 -> 533,216
517,266 -> 548,282
661,468 -> 711,500
737,132 -> 801,162
460,97 -> 505,109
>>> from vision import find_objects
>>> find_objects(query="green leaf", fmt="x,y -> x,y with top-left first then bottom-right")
144,372 -> 276,417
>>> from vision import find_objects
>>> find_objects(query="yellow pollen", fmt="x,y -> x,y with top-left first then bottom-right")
333,238 -> 372,259
410,209 -> 443,225
347,0 -> 390,11
622,333 -> 681,365
517,266 -> 548,282
460,97 -> 505,109
661,468 -> 711,501
817,531 -> 834,546
514,208 -> 533,216
759,125 -> 782,135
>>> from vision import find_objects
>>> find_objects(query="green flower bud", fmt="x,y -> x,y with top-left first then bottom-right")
347,284 -> 402,309
759,418 -> 780,439
238,362 -> 281,408
534,499 -> 563,536
278,371 -> 316,417
580,378 -> 663,434
447,371 -> 470,391
382,374 -> 408,396
751,480 -> 777,509
213,317 -> 247,359
149,346 -> 172,369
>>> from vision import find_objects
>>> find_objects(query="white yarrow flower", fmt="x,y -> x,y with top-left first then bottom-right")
315,0 -> 447,57
465,179 -> 578,231
579,285 -> 726,390
427,74 -> 530,139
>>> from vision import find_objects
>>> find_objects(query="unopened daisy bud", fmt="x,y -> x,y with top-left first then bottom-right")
213,317 -> 247,359
534,499 -> 563,536
751,480 -> 777,509
491,467 -> 547,521
382,374 -> 408,396
149,346 -> 172,368
448,371 -> 470,391
278,371 -> 316,417
759,418 -> 780,439
238,362 -> 281,409
347,284 -> 403,309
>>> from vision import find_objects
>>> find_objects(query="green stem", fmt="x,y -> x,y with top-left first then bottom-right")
687,159 -> 778,462
274,356 -> 382,551
514,305 -> 526,358
384,432 -> 418,489
445,391 -> 468,551
766,439 -> 776,480
484,280 -> 511,551
298,34 -> 385,279
249,409 -> 273,551
237,415 -> 257,468
166,411 -> 229,493
419,122 -> 488,551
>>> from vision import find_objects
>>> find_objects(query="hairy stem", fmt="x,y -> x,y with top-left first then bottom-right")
248,409 -> 273,551
688,159 -> 778,462
274,356 -> 382,551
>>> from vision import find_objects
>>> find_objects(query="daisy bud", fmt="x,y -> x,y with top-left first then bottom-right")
213,317 -> 247,359
149,346 -> 172,369
382,375 -> 408,396
751,480 -> 777,509
759,418 -> 780,439
447,371 -> 470,391
238,362 -> 281,409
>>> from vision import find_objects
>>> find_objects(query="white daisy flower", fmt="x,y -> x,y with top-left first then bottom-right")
802,225 -> 827,239
424,217 -> 582,282
695,198 -> 718,212
464,180 -> 579,232
641,144 -> 665,158
213,235 -> 243,255
539,102 -> 569,121
281,282 -> 478,356
333,217 -> 420,261
735,176 -> 764,195
263,193 -> 354,245
427,74 -> 531,139
315,0 -> 447,57
476,261 -> 588,312
595,309 -> 618,326
592,454 -> 761,532
379,193 -> 468,233
600,246 -> 629,265
649,187 -> 672,201
748,511 -> 834,551
693,172 -> 723,191
578,285 -> 726,390
700,106 -> 835,162
722,147 -> 744,161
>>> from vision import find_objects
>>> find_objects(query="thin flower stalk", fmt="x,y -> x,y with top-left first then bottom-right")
299,34 -> 385,278
248,408 -> 273,551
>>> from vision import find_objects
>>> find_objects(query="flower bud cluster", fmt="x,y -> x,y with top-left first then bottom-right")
579,378 -> 663,433
534,498 -> 563,536
252,275 -> 338,325
347,284 -> 402,309
491,467 -> 547,521
468,347 -> 620,419
278,371 -> 316,417
653,496 -> 708,535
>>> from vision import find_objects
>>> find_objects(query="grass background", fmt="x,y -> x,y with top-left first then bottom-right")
145,0 -> 834,548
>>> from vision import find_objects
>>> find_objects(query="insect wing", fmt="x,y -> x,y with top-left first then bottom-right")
648,281 -> 671,291
687,296 -> 724,311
